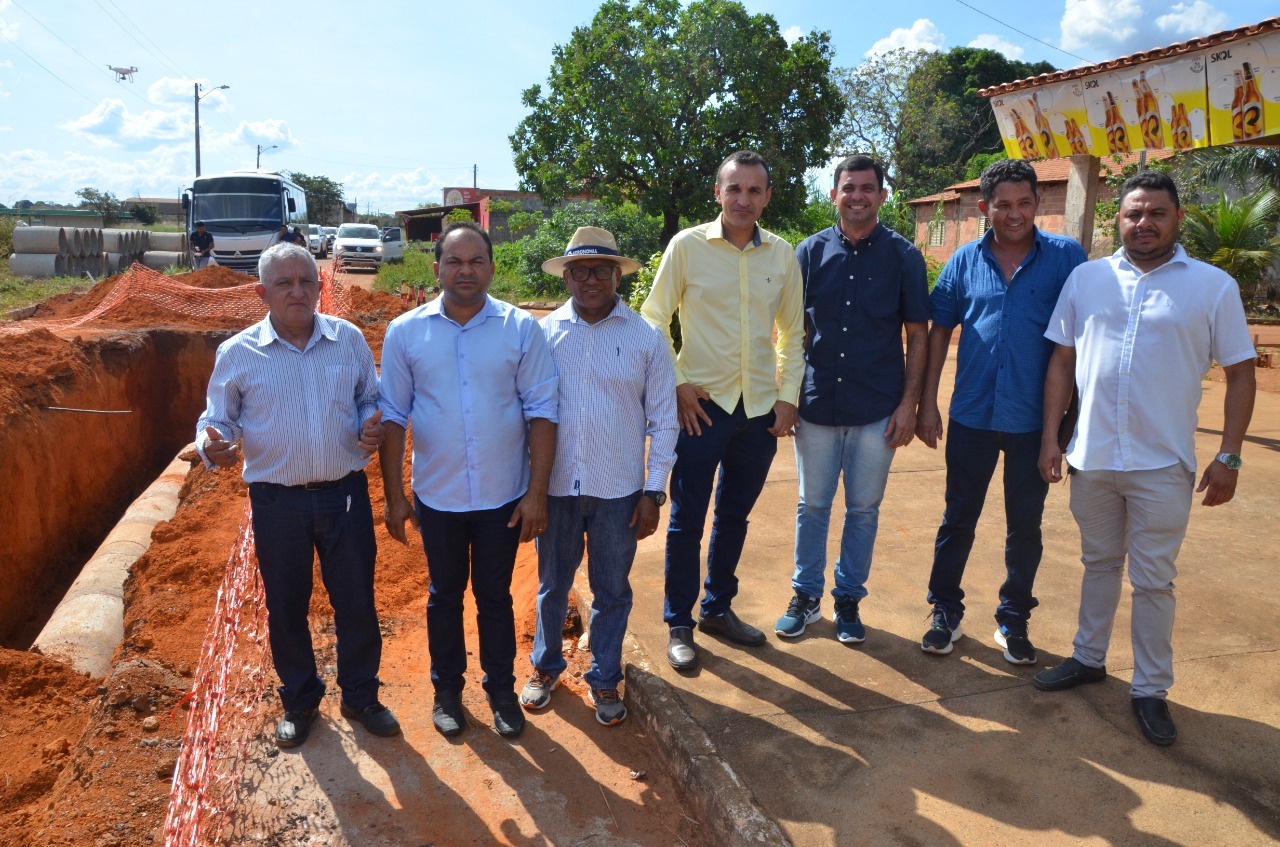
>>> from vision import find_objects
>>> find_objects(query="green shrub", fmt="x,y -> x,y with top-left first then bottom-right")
513,202 -> 663,298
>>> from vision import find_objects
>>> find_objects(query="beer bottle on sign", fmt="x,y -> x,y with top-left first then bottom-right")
1067,118 -> 1090,154
1106,93 -> 1131,154
1031,94 -> 1059,159
1241,63 -> 1264,139
1011,109 -> 1041,159
1138,72 -> 1164,149
1171,103 -> 1193,150
1231,70 -> 1245,141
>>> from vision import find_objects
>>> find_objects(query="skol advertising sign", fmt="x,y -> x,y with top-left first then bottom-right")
1206,30 -> 1280,144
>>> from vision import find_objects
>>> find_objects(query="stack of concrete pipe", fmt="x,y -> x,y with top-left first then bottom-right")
8,226 -> 190,278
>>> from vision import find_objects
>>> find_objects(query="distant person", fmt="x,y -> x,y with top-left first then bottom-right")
1034,170 -> 1256,746
774,155 -> 929,643
195,242 -> 398,749
640,150 -> 804,671
190,221 -> 214,270
379,221 -> 558,741
521,227 -> 678,726
273,224 -> 290,247
291,226 -> 307,247
916,159 -> 1087,664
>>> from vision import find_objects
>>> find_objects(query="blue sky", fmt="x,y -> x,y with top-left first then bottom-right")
0,0 -> 1274,212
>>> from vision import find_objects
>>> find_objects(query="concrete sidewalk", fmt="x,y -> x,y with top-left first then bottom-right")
626,363 -> 1280,846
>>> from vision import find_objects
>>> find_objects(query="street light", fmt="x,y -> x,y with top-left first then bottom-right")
256,144 -> 278,169
193,82 -> 229,177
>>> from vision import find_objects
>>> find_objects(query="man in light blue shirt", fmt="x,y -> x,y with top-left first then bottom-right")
379,221 -> 558,741
520,227 -> 678,727
916,160 -> 1087,665
196,242 -> 398,749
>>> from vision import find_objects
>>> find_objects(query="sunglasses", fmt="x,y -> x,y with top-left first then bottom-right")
567,266 -> 617,283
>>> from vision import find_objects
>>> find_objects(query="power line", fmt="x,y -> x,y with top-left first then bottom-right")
90,0 -> 184,79
949,0 -> 1093,66
100,0 -> 190,79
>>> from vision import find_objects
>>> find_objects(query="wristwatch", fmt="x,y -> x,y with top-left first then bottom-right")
643,490 -> 668,507
1215,452 -> 1242,470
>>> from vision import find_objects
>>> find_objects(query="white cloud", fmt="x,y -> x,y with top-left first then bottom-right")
866,19 -> 945,56
1155,1 -> 1228,37
782,25 -> 802,46
340,168 -> 450,214
968,33 -> 1024,60
0,0 -> 16,40
0,148 -> 192,205
1060,0 -> 1229,58
0,125 -> 12,132
0,59 -> 13,69
62,98 -> 192,151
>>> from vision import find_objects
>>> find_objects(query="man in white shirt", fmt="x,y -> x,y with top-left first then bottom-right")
1034,171 -> 1256,746
520,227 -> 678,727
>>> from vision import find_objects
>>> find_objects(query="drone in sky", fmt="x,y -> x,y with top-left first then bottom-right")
108,65 -> 138,82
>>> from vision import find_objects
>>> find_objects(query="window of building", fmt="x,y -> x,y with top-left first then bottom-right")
928,219 -> 946,247
977,215 -> 989,236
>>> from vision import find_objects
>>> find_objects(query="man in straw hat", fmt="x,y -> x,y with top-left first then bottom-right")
520,227 -> 678,726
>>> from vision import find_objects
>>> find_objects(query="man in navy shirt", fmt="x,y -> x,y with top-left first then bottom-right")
916,159 -> 1087,664
190,220 -> 214,270
774,155 -> 929,643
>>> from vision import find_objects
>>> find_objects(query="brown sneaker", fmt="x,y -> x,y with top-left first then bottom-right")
519,669 -> 560,711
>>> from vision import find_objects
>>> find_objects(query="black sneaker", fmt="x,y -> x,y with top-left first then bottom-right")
921,606 -> 962,655
432,691 -> 466,737
993,621 -> 1037,665
775,591 -> 821,638
340,701 -> 401,737
833,597 -> 865,644
274,707 -> 319,748
490,690 -> 526,739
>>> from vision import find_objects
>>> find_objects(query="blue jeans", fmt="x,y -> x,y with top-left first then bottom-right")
532,493 -> 640,690
927,420 -> 1047,624
249,472 -> 381,713
664,400 -> 778,628
792,416 -> 896,602
415,496 -> 522,697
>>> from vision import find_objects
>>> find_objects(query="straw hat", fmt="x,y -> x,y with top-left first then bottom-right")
541,226 -> 643,276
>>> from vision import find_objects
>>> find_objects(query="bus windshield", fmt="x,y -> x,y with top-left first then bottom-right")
191,176 -> 284,233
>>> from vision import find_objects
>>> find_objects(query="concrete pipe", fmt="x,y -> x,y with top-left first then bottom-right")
8,253 -> 67,277
32,449 -> 194,678
102,229 -> 136,253
141,250 -> 185,270
147,232 -> 186,252
88,228 -> 101,255
104,252 -> 126,274
12,226 -> 68,255
65,227 -> 82,258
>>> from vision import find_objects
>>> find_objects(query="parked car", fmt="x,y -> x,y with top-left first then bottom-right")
323,227 -> 337,252
307,224 -> 327,259
334,223 -> 402,269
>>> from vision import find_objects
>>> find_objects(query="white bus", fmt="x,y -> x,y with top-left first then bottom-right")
182,170 -> 309,275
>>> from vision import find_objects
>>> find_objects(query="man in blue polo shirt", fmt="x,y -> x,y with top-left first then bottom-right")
916,159 -> 1087,664
774,155 -> 929,642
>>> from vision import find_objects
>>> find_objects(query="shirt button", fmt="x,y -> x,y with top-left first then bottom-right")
846,300 -> 851,305
837,377 -> 843,382
840,353 -> 845,357
843,327 -> 848,332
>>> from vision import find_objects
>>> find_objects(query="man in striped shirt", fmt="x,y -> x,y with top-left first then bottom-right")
520,227 -> 678,727
196,242 -> 399,749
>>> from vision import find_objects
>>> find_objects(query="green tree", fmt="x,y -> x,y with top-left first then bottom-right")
287,172 -> 344,225
75,187 -> 122,227
1194,147 -> 1280,194
513,201 -> 663,297
511,0 -> 842,247
128,202 -> 159,225
1182,190 -> 1280,302
831,48 -> 928,192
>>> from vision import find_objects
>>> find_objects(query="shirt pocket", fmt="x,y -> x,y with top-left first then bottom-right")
325,364 -> 359,414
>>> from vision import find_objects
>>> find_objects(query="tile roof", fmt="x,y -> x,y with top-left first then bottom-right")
906,150 -> 1178,204
978,16 -> 1280,97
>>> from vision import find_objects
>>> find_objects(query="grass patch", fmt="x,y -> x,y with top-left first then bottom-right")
370,242 -> 557,305
0,268 -> 90,317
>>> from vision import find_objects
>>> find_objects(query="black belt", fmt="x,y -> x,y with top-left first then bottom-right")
278,471 -> 361,491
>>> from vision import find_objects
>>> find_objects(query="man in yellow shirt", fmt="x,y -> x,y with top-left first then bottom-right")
641,150 -> 804,671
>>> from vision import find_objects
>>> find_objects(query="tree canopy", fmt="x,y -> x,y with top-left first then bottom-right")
510,0 -> 842,246
286,172 -> 344,226
834,47 -> 1055,201
76,187 -> 122,227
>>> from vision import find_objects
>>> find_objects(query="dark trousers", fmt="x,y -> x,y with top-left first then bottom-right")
249,472 -> 381,713
926,420 -> 1047,625
415,496 -> 522,697
664,400 -> 778,628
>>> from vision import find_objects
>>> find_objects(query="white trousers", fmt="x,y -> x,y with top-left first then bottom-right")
1068,465 -> 1193,699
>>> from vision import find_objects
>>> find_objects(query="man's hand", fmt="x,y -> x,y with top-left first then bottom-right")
509,491 -> 548,544
383,489 -> 420,544
1038,440 -> 1065,485
203,426 -> 240,468
915,403 -> 944,449
1196,460 -> 1238,507
358,409 -> 384,457
883,401 -> 916,449
768,401 -> 797,438
630,495 -> 660,540
676,383 -> 714,436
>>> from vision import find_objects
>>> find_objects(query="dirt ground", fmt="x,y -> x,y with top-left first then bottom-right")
0,269 -> 705,847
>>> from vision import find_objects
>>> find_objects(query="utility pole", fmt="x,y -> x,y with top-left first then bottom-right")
194,83 -> 229,177
473,164 -> 478,189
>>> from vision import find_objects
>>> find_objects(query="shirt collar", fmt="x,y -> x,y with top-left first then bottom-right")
560,295 -> 627,324
835,222 -> 881,248
253,311 -> 333,349
979,225 -> 1044,259
1113,242 -> 1190,273
423,293 -> 500,325
708,215 -> 763,248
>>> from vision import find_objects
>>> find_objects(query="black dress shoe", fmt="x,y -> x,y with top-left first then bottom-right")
1132,697 -> 1177,746
490,690 -> 526,739
698,609 -> 766,646
433,691 -> 466,737
341,701 -> 402,737
1032,657 -> 1107,691
667,626 -> 698,670
275,707 -> 319,748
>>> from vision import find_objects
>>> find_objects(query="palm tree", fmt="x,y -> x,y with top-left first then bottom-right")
1182,189 -> 1280,302
1195,147 -> 1280,194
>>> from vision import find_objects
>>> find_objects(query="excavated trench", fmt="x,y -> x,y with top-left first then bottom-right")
0,327 -> 228,648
